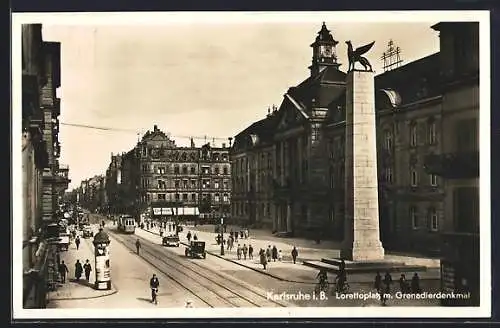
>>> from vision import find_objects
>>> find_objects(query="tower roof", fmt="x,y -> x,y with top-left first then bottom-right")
313,22 -> 338,45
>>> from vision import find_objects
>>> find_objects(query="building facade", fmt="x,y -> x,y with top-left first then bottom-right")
21,24 -> 70,308
105,125 -> 232,221
423,22 -> 479,305
231,21 -> 479,256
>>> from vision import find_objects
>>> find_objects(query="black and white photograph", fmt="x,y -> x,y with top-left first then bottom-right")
12,11 -> 490,319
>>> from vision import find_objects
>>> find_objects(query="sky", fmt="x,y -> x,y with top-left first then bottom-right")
34,13 -> 444,190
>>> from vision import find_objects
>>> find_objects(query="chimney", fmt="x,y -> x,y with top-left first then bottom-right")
154,124 -> 158,131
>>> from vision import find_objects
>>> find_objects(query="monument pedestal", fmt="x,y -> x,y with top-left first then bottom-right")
342,70 -> 385,262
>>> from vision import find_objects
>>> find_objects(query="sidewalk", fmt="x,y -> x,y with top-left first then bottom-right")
46,227 -> 117,302
143,223 -> 441,284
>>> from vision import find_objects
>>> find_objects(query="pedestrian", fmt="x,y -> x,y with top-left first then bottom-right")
75,260 -> 83,280
382,271 -> 392,306
187,231 -> 192,242
226,235 -> 231,250
75,236 -> 81,250
236,244 -> 242,260
243,244 -> 248,260
136,239 -> 141,254
159,227 -> 164,237
291,246 -> 298,264
272,245 -> 278,262
266,246 -> 272,262
234,232 -> 238,243
240,231 -> 244,239
259,249 -> 267,270
168,223 -> 172,232
374,271 -> 382,294
83,259 -> 92,282
58,261 -> 69,283
245,228 -> 249,239
411,272 -> 421,293
278,250 -> 283,261
193,234 -> 198,241
230,229 -> 234,239
399,274 -> 410,294
248,244 -> 254,260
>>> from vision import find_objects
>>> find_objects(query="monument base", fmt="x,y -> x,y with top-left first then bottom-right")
340,240 -> 385,262
303,258 -> 428,275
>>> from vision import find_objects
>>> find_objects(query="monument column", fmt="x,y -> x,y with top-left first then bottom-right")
341,70 -> 385,261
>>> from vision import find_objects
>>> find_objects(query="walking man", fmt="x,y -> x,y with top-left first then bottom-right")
248,244 -> 253,260
259,249 -> 267,270
187,231 -> 192,243
58,261 -> 69,283
83,259 -> 92,282
75,260 -> 83,281
272,245 -> 278,262
136,238 -> 141,255
243,244 -> 248,260
236,244 -> 242,260
291,246 -> 298,264
75,235 -> 81,250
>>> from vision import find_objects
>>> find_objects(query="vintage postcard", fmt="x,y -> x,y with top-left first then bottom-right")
12,11 -> 491,319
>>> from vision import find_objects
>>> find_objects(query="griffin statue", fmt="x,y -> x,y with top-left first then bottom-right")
345,40 -> 375,72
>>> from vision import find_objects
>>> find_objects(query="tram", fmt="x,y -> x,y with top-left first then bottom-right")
118,215 -> 136,234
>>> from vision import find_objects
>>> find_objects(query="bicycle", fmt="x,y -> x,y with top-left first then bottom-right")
315,280 -> 330,294
332,280 -> 351,294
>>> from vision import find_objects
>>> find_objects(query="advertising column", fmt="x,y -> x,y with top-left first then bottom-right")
93,228 -> 111,290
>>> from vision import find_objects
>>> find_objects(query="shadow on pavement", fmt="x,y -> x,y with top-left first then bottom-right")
69,278 -> 95,289
136,297 -> 154,303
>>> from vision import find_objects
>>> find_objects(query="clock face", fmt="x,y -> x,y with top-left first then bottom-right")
322,46 -> 333,57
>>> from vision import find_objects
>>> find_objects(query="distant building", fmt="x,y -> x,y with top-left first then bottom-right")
231,21 -> 479,256
105,125 -> 232,221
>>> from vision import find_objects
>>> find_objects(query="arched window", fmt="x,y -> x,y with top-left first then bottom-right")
429,207 -> 439,231
384,129 -> 393,151
410,206 -> 418,229
410,122 -> 418,147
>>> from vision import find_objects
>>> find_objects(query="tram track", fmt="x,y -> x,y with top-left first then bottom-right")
108,228 -> 288,308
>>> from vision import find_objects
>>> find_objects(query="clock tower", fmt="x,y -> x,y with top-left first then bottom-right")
309,22 -> 341,76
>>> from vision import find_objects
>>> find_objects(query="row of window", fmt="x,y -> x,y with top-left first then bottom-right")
143,193 -> 230,202
383,121 -> 437,150
142,178 -> 230,190
231,202 -> 272,217
328,166 -> 438,187
142,164 -> 229,175
410,206 -> 439,231
141,147 -> 229,161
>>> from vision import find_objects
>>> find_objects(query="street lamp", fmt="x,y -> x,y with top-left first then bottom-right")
220,217 -> 224,256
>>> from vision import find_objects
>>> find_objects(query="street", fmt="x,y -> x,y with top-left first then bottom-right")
48,213 -> 441,308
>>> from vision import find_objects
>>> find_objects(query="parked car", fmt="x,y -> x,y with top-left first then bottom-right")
162,235 -> 180,247
185,241 -> 206,259
82,225 -> 93,238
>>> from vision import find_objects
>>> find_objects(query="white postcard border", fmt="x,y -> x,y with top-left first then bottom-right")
11,10 -> 491,319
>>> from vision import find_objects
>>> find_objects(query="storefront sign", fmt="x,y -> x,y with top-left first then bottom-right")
153,208 -> 162,215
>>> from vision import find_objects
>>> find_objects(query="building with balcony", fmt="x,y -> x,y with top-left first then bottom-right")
105,125 -> 232,221
230,21 -> 479,257
21,24 -> 69,308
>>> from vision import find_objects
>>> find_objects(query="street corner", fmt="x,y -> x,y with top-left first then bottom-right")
47,279 -> 118,301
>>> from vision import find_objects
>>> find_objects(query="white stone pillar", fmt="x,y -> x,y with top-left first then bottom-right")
341,71 -> 385,261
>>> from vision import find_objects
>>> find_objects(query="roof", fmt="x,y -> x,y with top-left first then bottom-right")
233,113 -> 280,151
375,53 -> 441,107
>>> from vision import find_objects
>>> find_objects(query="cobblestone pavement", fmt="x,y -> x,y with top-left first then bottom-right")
47,216 -> 207,309
134,225 -> 441,307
